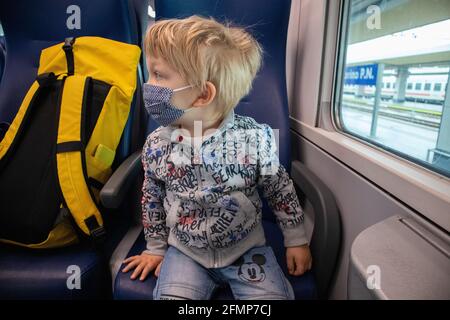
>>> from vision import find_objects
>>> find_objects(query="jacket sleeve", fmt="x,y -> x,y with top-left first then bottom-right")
141,137 -> 169,256
257,125 -> 308,247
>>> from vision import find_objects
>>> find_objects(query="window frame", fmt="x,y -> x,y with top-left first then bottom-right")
332,0 -> 450,179
298,0 -> 450,232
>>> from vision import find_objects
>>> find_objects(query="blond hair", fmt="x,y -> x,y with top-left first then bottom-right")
144,15 -> 262,116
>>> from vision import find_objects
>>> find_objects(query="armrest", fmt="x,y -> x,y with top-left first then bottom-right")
290,160 -> 341,299
100,150 -> 142,209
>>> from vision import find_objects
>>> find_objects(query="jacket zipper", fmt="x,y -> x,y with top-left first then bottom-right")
194,148 -> 217,268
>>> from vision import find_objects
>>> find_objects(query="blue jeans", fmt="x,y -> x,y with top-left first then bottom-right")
153,245 -> 295,300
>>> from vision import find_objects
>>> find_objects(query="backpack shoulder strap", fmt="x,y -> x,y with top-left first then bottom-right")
56,74 -> 105,240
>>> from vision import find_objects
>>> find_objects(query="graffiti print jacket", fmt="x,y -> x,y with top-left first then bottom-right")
141,109 -> 308,268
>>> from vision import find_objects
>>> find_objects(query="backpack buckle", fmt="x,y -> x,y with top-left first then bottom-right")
62,37 -> 76,75
91,225 -> 106,240
62,37 -> 75,51
84,215 -> 106,244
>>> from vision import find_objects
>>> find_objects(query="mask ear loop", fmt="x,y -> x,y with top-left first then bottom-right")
172,84 -> 193,92
172,85 -> 196,111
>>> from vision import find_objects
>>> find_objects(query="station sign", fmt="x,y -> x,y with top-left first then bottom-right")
344,64 -> 378,86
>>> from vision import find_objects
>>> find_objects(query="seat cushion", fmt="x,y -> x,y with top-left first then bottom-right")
114,220 -> 316,300
0,243 -> 110,299
262,221 -> 317,300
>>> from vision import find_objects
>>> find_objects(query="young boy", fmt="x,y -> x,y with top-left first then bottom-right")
122,15 -> 312,300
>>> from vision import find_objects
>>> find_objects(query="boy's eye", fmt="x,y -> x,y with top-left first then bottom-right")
153,71 -> 162,80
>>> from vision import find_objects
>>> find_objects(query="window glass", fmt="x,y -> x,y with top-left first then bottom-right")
337,0 -> 450,177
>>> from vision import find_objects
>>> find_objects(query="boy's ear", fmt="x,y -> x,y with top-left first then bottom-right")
192,81 -> 216,107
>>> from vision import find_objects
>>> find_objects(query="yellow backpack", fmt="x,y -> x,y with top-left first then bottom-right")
0,37 -> 141,248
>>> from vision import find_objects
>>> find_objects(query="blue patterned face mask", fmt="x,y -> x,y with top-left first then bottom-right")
143,83 -> 194,126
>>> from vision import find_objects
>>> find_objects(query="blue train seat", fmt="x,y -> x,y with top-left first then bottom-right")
105,0 -> 341,300
0,0 -> 147,299
0,36 -> 5,84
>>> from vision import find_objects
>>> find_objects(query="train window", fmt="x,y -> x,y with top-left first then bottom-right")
336,0 -> 450,177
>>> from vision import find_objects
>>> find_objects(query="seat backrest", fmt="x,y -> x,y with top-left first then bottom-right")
0,0 -> 143,160
0,36 -> 5,84
152,0 -> 292,170
130,0 -> 152,81
127,0 -> 152,153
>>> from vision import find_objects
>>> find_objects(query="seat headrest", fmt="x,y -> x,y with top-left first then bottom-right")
0,0 -> 141,125
153,0 -> 292,169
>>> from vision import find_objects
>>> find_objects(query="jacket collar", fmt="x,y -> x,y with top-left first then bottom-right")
159,109 -> 235,146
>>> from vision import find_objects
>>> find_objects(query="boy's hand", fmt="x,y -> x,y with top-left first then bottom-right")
122,253 -> 164,281
286,244 -> 312,276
